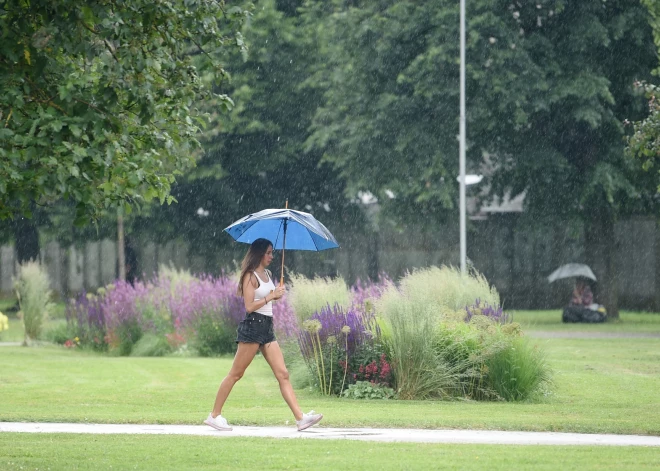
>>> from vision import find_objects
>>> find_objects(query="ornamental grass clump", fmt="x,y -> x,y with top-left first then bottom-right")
398,266 -> 500,317
0,311 -> 9,339
375,266 -> 549,401
433,320 -> 510,400
288,273 -> 350,323
486,335 -> 552,401
14,261 -> 53,345
435,305 -> 550,401
376,286 -> 457,400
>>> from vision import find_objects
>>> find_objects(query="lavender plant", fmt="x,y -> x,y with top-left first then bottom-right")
350,274 -> 392,315
66,270 -> 298,356
65,290 -> 107,351
298,302 -> 387,396
464,298 -> 510,325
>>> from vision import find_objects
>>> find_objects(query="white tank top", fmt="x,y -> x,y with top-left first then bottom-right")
253,271 -> 275,317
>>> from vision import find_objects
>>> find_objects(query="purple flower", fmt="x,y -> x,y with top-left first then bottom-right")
350,274 -> 392,316
464,298 -> 509,324
68,272 -> 300,350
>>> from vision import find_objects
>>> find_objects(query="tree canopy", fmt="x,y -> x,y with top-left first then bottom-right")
627,0 -> 660,193
0,0 -> 246,223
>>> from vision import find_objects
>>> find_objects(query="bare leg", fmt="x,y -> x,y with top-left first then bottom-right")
211,342 -> 260,418
260,341 -> 303,421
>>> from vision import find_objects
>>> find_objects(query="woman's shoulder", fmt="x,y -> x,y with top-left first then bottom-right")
242,271 -> 258,287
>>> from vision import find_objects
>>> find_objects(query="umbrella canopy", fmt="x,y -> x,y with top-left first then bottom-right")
224,207 -> 339,285
547,263 -> 597,283
224,208 -> 339,251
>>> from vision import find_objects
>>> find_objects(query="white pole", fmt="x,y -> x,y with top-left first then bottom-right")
459,0 -> 467,275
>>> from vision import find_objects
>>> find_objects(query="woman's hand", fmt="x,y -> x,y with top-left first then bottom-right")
271,285 -> 286,300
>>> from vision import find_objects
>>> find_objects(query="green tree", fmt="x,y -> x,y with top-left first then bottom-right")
306,0 -> 657,317
0,0 -> 246,223
137,0 -> 366,272
627,0 -> 660,192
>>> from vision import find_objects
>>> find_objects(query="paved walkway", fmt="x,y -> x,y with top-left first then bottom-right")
528,331 -> 660,339
1,422 -> 659,447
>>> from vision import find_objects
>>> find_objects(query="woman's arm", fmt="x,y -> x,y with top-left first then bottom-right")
242,273 -> 282,313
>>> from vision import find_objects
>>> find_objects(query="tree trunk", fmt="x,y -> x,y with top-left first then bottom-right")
367,229 -> 380,281
12,217 -> 40,263
656,219 -> 660,312
117,212 -> 126,281
585,213 -> 619,319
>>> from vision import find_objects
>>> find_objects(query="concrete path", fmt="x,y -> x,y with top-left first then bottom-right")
528,331 -> 660,339
2,422 -> 659,447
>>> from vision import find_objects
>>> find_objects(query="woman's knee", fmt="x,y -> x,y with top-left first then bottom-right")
274,368 -> 290,383
227,369 -> 245,383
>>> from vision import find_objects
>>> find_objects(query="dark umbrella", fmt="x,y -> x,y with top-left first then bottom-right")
224,201 -> 340,284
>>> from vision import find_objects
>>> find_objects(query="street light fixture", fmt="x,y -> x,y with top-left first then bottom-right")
456,174 -> 483,186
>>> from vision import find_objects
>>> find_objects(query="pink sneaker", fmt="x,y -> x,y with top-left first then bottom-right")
204,413 -> 233,431
296,410 -> 323,431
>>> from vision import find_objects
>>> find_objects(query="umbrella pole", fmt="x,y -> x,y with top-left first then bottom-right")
280,200 -> 288,285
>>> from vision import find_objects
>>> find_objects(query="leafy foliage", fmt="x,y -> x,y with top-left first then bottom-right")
342,381 -> 395,400
0,0 -> 246,222
305,0 -> 656,224
625,1 -> 660,193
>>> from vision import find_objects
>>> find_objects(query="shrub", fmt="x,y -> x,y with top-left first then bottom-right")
130,333 -> 173,357
43,320 -> 72,346
108,317 -> 143,356
433,320 -> 509,400
14,261 -> 53,343
192,313 -> 237,357
486,336 -> 552,401
342,381 -> 396,400
289,273 -> 350,323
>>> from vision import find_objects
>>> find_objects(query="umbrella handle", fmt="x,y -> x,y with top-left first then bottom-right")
280,200 -> 288,286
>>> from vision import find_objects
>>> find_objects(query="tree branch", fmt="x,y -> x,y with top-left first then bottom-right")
80,21 -> 121,64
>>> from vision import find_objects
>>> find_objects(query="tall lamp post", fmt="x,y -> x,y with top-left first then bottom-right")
459,0 -> 467,275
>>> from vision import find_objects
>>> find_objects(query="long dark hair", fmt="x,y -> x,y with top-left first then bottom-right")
238,238 -> 273,296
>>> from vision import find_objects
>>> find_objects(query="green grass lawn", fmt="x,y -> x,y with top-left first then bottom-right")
1,337 -> 659,435
2,325 -> 659,470
0,434 -> 658,471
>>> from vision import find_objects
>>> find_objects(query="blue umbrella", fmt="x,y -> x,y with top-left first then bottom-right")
224,204 -> 340,283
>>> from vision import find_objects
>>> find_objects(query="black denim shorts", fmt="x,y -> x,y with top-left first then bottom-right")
236,312 -> 276,346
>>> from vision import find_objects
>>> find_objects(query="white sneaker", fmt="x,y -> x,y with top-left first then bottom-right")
204,413 -> 233,431
296,410 -> 323,431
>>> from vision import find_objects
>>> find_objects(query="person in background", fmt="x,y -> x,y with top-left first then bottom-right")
203,238 -> 323,432
571,279 -> 593,306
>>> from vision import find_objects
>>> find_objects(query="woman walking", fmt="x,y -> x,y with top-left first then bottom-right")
204,238 -> 323,431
